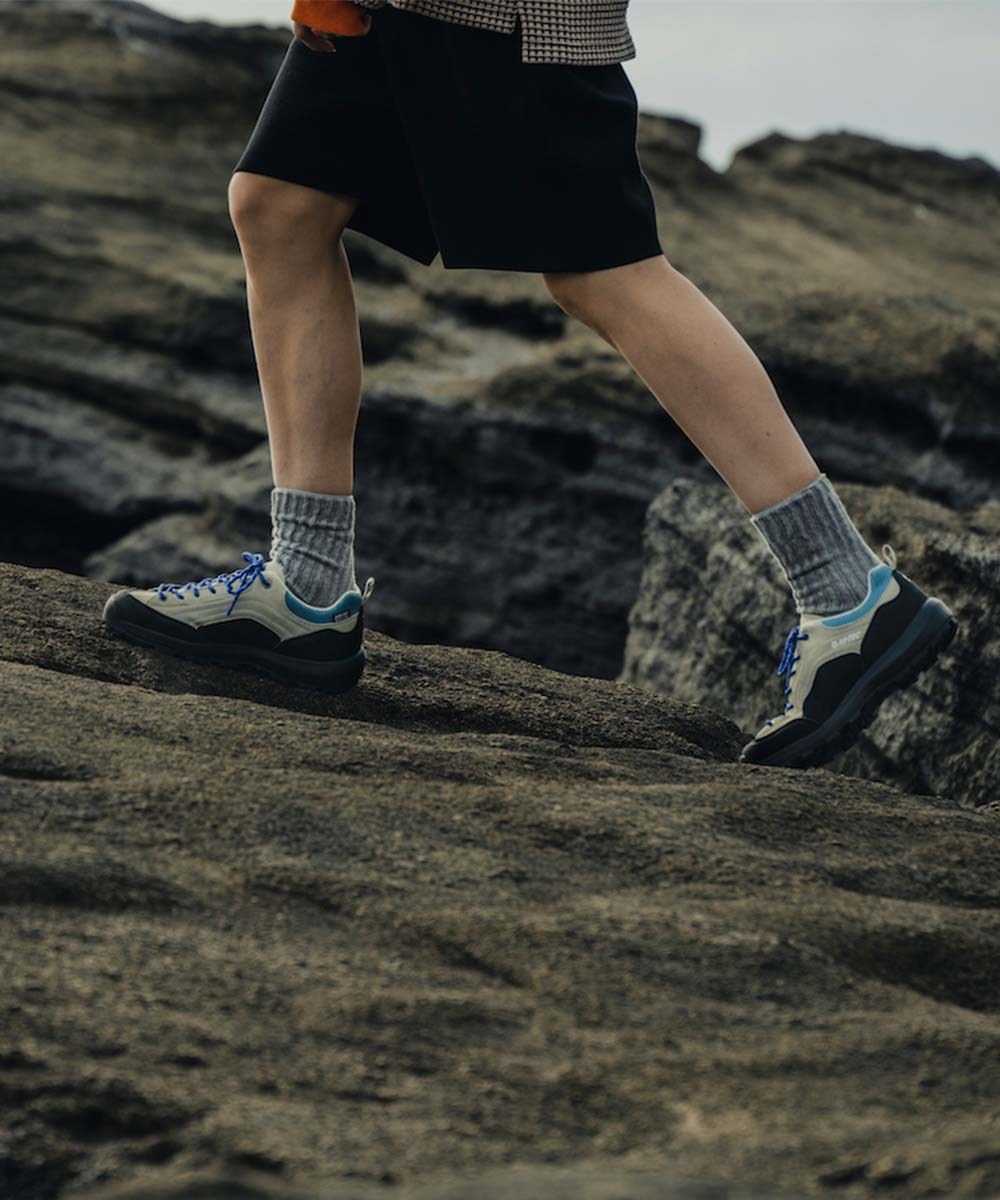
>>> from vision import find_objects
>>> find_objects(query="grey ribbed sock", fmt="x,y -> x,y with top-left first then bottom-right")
269,487 -> 359,607
750,473 -> 882,616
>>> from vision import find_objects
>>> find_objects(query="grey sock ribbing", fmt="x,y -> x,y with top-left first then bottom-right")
269,486 -> 359,607
750,473 -> 882,616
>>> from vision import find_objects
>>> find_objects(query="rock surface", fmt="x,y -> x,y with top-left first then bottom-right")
621,479 -> 999,806
3,1 -> 999,681
3,561 -> 1000,1200
77,1163 -> 787,1199
6,5 -> 1000,1198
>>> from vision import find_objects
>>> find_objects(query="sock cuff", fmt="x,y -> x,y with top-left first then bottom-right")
750,473 -> 830,525
269,487 -> 358,606
750,474 -> 859,552
271,486 -> 355,532
744,470 -> 869,559
749,472 -> 882,615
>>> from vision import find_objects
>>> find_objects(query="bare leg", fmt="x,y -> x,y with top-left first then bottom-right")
543,254 -> 819,514
102,173 -> 371,692
539,253 -> 959,774
228,171 -> 364,495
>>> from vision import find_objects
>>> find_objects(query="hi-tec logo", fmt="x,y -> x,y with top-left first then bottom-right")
831,630 -> 863,650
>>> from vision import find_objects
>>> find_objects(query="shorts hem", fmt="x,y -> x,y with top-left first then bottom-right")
231,161 -> 367,204
437,242 -> 665,273
231,162 -> 440,267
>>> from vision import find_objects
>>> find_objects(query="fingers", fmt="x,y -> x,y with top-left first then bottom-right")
292,20 -> 337,52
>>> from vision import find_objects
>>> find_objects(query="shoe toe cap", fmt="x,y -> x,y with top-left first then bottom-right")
103,590 -> 184,637
103,588 -> 136,625
739,736 -> 768,764
739,717 -> 819,765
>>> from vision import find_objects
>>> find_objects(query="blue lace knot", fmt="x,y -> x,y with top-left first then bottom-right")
764,625 -> 810,726
155,551 -> 271,616
776,625 -> 803,679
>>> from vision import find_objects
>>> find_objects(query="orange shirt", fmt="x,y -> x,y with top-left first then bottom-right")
290,0 -> 371,36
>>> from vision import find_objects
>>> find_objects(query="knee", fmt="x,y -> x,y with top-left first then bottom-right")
542,271 -> 594,322
543,272 -> 620,337
228,171 -> 338,255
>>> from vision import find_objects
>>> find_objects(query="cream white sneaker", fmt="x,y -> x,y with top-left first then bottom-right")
740,545 -> 958,769
103,552 -> 374,694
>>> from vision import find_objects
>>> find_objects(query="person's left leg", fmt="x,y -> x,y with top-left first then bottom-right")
543,253 -> 884,611
543,253 -> 958,768
545,254 -> 820,514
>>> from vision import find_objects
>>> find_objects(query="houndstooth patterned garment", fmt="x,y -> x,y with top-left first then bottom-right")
352,0 -> 635,64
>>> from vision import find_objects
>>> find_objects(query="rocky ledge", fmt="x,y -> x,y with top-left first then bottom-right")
3,1 -> 998,682
3,562 -> 1000,1200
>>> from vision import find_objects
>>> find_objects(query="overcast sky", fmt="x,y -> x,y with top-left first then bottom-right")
154,0 -> 1000,171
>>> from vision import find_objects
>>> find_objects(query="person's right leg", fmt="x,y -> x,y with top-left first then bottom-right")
228,171 -> 362,498
228,170 -> 362,607
103,172 -> 373,694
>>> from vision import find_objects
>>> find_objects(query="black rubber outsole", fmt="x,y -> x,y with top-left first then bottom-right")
740,603 -> 959,771
104,612 -> 366,696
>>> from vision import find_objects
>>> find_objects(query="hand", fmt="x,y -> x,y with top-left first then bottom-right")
292,11 -> 372,52
292,20 -> 338,52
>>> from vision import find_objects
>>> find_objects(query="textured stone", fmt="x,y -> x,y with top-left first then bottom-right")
79,1163 -> 791,1199
2,561 -> 1000,1200
2,0 -> 998,680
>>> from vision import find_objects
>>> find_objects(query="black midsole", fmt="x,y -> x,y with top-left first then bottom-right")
105,611 -> 366,692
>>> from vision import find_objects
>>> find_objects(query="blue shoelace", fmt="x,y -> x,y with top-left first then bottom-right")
155,551 -> 271,617
764,625 -> 810,726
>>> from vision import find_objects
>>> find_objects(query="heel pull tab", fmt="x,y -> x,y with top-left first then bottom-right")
881,544 -> 898,570
361,576 -> 375,604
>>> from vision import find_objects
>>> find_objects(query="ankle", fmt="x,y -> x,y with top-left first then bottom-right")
750,473 -> 881,616
269,487 -> 359,607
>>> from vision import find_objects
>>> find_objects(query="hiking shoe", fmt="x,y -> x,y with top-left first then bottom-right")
740,545 -> 958,769
103,551 -> 374,695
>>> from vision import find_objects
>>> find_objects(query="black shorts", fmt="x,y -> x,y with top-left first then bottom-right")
232,5 -> 664,272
